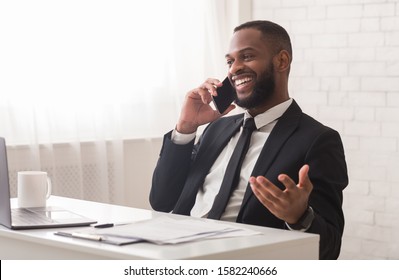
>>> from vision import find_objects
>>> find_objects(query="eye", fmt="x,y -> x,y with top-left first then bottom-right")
226,59 -> 234,67
243,53 -> 254,61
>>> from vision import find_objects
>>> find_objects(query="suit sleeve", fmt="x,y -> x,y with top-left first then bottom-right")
149,130 -> 196,212
305,129 -> 348,259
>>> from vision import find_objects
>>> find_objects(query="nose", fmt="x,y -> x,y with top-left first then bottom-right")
229,59 -> 244,75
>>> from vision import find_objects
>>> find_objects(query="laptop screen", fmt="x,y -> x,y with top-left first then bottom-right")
0,137 -> 12,228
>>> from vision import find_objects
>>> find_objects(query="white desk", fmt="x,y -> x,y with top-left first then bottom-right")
0,196 -> 319,259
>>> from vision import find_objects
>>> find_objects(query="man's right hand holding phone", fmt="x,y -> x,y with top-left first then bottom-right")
176,78 -> 236,134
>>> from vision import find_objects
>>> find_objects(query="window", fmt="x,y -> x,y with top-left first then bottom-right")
0,0 -> 229,145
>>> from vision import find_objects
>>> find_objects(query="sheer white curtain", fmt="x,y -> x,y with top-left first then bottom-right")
0,0 -> 235,205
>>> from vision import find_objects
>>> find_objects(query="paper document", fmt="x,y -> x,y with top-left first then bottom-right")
55,216 -> 260,245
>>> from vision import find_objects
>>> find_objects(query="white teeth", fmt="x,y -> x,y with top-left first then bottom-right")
235,77 -> 252,86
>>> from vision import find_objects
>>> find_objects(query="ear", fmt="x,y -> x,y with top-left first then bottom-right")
273,50 -> 291,73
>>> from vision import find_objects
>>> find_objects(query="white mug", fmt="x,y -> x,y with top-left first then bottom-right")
17,171 -> 52,208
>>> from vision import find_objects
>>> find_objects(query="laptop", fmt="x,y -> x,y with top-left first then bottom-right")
0,137 -> 97,230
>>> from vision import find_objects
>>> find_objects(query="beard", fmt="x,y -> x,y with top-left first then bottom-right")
234,63 -> 275,110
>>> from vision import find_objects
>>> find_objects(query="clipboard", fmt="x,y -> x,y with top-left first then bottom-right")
54,231 -> 143,245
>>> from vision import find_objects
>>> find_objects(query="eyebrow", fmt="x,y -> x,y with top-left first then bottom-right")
225,47 -> 257,58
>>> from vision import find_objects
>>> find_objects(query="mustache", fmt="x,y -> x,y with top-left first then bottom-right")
231,70 -> 256,80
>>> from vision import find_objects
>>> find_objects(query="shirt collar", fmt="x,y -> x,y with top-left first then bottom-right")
244,98 -> 293,129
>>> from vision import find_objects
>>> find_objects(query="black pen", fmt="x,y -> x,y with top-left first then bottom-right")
94,223 -> 115,228
93,222 -> 132,228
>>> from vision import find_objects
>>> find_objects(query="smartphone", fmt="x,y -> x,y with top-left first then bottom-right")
212,77 -> 237,114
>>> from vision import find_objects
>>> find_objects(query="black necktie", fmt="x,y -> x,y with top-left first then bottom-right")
207,117 -> 257,220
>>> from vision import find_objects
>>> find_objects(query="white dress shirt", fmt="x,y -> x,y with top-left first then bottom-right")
172,99 -> 293,221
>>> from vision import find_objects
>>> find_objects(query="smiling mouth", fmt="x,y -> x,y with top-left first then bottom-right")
232,75 -> 254,91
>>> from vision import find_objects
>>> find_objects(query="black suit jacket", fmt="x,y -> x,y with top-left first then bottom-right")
150,100 -> 348,259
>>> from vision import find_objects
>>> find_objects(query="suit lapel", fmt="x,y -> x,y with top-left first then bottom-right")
173,114 -> 244,214
239,101 -> 303,211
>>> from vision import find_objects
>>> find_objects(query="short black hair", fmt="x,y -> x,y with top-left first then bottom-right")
234,20 -> 293,61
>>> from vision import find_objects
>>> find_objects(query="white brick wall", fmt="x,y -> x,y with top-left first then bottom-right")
252,0 -> 399,259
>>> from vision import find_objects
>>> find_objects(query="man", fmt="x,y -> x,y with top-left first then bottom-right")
150,20 -> 348,259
